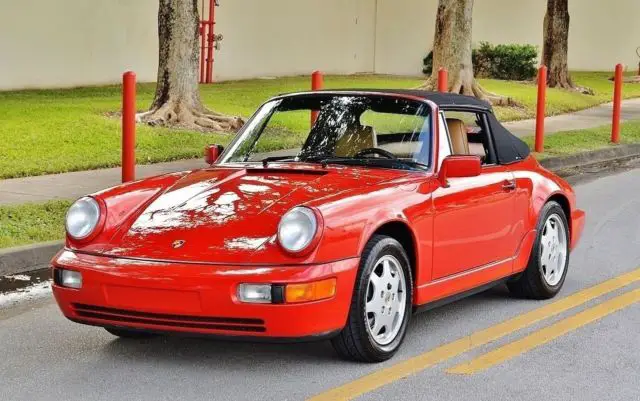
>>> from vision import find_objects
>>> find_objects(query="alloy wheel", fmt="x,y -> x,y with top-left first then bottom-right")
364,254 -> 407,346
539,213 -> 568,286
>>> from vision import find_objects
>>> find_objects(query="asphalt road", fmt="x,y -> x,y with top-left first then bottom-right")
2,168 -> 640,401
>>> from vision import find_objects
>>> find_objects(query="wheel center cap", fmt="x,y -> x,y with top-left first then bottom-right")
384,292 -> 392,304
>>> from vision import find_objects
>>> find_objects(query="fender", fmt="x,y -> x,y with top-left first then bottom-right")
312,177 -> 432,266
512,229 -> 537,273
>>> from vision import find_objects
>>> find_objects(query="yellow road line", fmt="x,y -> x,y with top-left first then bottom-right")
447,287 -> 640,375
308,268 -> 640,401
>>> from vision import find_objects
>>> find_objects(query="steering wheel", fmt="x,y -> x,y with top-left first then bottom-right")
353,147 -> 397,159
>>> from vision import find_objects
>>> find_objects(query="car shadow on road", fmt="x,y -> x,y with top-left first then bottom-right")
100,329 -> 344,368
97,285 -> 516,368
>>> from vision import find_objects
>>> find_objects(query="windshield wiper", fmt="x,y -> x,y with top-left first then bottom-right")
299,155 -> 353,167
260,155 -> 297,167
302,155 -> 429,171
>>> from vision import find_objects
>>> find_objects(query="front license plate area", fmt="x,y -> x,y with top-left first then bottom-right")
103,285 -> 202,314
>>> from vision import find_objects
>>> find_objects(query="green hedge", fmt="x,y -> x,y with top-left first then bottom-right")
423,42 -> 538,81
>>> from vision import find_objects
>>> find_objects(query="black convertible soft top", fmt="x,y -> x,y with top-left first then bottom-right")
279,89 -> 530,164
348,88 -> 493,110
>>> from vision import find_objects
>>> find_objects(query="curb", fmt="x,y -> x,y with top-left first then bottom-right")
0,240 -> 63,276
2,145 -> 640,277
539,143 -> 640,173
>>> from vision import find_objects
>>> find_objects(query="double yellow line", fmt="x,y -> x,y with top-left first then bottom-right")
309,268 -> 640,401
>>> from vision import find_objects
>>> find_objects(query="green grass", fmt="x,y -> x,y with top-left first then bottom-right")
1,71 -> 639,179
0,200 -> 71,248
482,71 -> 640,121
523,120 -> 640,159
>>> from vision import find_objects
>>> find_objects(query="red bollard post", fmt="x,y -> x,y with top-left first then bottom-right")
122,71 -> 136,183
611,63 -> 623,144
534,65 -> 547,153
311,70 -> 324,127
437,68 -> 448,93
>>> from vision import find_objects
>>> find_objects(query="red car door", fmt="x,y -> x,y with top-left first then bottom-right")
431,164 -> 517,280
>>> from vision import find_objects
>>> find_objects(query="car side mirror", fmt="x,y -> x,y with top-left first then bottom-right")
438,155 -> 481,187
204,144 -> 224,165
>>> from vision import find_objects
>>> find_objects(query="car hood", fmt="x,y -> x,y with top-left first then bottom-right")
96,165 -> 407,264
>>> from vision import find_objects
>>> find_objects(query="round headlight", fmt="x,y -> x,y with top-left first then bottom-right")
277,207 -> 318,253
65,197 -> 101,240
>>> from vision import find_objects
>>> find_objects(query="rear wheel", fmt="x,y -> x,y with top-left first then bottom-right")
508,201 -> 570,299
105,327 -> 156,339
331,235 -> 413,362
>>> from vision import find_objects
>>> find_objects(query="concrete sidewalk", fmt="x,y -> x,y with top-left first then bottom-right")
506,98 -> 640,137
0,159 -> 204,205
1,99 -> 639,206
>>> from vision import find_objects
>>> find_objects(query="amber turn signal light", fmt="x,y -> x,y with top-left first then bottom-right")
285,278 -> 337,303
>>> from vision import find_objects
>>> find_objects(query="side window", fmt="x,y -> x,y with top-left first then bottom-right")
437,112 -> 452,170
442,110 -> 496,165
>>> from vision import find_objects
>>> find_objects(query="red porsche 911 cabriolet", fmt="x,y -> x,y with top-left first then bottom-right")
52,90 -> 584,362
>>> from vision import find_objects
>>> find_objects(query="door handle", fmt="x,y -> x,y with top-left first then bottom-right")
502,179 -> 516,191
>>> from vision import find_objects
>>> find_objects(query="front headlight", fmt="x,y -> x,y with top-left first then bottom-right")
277,207 -> 318,253
65,197 -> 101,240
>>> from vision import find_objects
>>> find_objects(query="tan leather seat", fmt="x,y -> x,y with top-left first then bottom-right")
446,118 -> 470,155
335,126 -> 377,157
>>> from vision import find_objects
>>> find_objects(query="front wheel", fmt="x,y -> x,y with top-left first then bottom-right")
508,201 -> 570,299
331,235 -> 413,362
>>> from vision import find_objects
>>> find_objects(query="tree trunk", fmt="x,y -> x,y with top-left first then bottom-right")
542,0 -> 574,89
418,0 -> 513,106
138,0 -> 243,132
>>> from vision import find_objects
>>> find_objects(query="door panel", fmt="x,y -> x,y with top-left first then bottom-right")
431,166 -> 516,280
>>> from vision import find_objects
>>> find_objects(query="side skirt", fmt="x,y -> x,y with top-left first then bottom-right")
413,277 -> 509,315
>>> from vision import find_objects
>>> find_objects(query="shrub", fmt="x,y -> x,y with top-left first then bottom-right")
475,42 -> 538,80
422,42 -> 538,81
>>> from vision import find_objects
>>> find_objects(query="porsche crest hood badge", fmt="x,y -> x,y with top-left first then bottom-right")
172,240 -> 186,249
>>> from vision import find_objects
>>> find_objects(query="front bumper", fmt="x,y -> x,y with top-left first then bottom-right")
51,250 -> 359,340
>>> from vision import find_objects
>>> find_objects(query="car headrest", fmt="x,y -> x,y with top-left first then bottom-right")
446,118 -> 470,155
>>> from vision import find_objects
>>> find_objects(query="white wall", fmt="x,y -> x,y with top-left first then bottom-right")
213,0 -> 376,80
0,0 -> 159,90
0,0 -> 638,90
373,0 -> 436,76
374,0 -> 640,76
567,0 -> 640,71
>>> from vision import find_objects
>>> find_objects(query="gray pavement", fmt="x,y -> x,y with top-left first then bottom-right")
1,167 -> 640,401
0,159 -> 203,205
1,99 -> 640,206
505,97 -> 640,137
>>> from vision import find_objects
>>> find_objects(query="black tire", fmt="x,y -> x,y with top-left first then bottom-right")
331,235 -> 413,362
105,327 -> 157,339
507,201 -> 570,299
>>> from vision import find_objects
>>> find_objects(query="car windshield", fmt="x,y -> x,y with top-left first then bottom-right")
219,94 -> 433,170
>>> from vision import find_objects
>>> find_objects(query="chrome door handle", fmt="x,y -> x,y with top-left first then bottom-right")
502,179 -> 516,191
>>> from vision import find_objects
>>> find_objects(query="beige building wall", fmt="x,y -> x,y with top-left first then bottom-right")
567,0 -> 640,71
214,0 -> 376,80
0,0 -> 638,90
0,0 -> 159,90
0,0 -> 376,90
374,0 -> 640,76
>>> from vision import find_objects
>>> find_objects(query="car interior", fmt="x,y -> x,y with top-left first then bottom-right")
239,96 -> 497,169
349,109 -> 496,166
442,111 -> 496,165
334,125 -> 378,157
